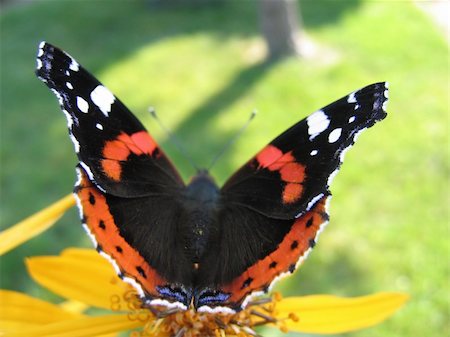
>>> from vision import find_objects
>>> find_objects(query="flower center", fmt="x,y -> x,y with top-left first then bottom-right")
112,291 -> 298,337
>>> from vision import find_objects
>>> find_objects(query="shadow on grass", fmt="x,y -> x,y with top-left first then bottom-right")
2,0 -> 364,76
169,59 -> 278,175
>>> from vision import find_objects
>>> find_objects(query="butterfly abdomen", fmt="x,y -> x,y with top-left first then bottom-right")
181,172 -> 220,263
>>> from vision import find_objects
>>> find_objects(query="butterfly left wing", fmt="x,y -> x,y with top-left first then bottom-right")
36,42 -> 184,197
36,42 -> 194,310
195,83 -> 388,311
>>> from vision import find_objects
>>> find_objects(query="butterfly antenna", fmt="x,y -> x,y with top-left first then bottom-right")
207,109 -> 257,171
149,107 -> 200,171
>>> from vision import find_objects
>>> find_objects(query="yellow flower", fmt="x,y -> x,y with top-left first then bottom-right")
0,196 -> 408,337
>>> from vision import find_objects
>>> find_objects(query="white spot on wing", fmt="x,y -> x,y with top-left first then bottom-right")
36,58 -> 43,70
90,85 -> 115,117
38,41 -> 46,54
69,59 -> 79,71
307,110 -> 330,140
310,149 -> 318,156
328,128 -> 342,143
347,91 -> 357,103
76,96 -> 89,113
348,116 -> 356,123
96,123 -> 104,130
66,82 -> 73,90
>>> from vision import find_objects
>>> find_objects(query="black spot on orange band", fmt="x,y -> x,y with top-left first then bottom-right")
99,220 -> 106,230
88,192 -> 95,205
241,277 -> 253,289
136,266 -> 147,279
290,240 -> 299,250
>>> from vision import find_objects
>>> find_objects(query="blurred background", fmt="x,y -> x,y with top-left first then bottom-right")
0,0 -> 448,336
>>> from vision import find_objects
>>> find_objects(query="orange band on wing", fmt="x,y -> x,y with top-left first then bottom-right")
76,169 -> 165,297
282,183 -> 304,204
256,145 -> 283,168
221,196 -> 328,305
101,131 -> 158,181
255,145 -> 307,205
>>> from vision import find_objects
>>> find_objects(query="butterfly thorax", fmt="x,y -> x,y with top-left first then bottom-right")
182,170 -> 219,263
185,170 -> 219,203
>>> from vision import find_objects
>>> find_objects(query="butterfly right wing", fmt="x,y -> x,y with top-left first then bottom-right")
221,83 -> 388,220
195,83 -> 388,311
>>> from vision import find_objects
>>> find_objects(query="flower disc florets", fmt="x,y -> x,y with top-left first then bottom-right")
114,291 -> 298,337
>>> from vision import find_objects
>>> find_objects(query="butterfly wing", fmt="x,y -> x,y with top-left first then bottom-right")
36,42 -> 183,197
195,83 -> 388,311
36,42 -> 192,309
222,82 -> 388,220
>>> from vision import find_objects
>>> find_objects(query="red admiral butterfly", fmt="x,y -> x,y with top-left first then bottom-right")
36,42 -> 388,313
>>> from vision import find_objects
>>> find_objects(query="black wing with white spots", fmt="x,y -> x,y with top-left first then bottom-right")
220,82 -> 388,220
36,42 -> 184,197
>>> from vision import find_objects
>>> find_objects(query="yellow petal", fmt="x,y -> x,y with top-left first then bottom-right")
0,321 -> 37,334
276,292 -> 409,334
0,194 -> 75,255
0,290 -> 79,333
2,314 -> 144,337
60,247 -> 108,260
59,300 -> 89,314
26,248 -> 131,310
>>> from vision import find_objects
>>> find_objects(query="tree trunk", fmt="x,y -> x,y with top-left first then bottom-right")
259,0 -> 302,59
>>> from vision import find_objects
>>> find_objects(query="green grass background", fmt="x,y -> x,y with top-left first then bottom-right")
0,1 -> 448,336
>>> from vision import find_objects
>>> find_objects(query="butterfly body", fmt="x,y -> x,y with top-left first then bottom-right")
182,172 -> 220,262
36,42 -> 388,313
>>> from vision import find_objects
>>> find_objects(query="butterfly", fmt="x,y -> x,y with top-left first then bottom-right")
36,42 -> 388,313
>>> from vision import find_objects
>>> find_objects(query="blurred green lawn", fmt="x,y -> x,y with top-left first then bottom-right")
0,1 -> 448,336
